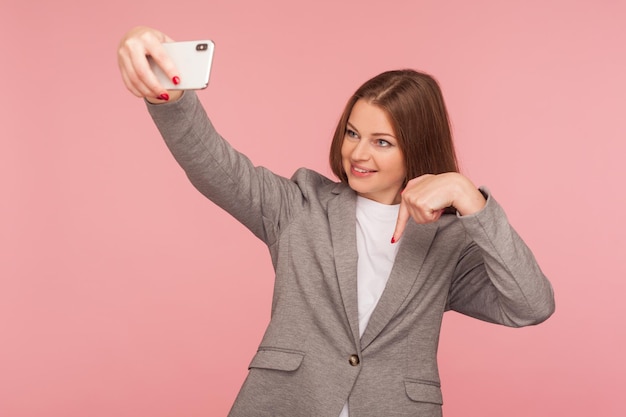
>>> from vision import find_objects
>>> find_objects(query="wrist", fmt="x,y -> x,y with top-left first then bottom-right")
450,174 -> 486,216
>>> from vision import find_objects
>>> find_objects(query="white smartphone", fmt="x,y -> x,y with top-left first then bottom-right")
148,40 -> 215,90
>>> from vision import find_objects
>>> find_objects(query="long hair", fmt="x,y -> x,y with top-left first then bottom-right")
329,70 -> 459,185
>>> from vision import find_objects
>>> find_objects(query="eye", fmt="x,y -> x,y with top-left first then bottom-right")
375,139 -> 392,147
345,129 -> 359,139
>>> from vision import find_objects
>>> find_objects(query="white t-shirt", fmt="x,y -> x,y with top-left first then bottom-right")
339,196 -> 401,417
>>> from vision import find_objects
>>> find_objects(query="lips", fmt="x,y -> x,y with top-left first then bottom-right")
351,165 -> 376,176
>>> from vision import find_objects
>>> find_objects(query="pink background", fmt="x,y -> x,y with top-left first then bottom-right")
2,0 -> 625,416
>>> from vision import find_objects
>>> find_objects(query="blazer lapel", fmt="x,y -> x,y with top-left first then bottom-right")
360,220 -> 439,350
328,185 -> 361,348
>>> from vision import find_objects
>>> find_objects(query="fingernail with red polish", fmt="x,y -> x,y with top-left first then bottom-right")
391,237 -> 396,244
172,76 -> 180,85
158,93 -> 170,101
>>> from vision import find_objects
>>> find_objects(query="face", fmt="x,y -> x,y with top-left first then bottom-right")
341,99 -> 406,205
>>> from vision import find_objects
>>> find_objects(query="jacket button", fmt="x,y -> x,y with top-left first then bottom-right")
349,354 -> 360,366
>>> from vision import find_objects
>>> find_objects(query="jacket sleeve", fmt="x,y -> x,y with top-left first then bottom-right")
446,189 -> 555,327
146,91 -> 303,246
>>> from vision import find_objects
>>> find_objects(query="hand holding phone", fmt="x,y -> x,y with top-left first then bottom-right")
148,40 -> 215,90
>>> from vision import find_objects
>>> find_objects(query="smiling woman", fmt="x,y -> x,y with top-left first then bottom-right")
117,26 -> 555,417
329,69 -> 459,189
341,99 -> 406,205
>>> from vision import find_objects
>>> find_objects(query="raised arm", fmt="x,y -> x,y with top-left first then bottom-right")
117,27 -> 305,245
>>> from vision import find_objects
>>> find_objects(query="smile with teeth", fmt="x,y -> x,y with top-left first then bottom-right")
351,165 -> 376,174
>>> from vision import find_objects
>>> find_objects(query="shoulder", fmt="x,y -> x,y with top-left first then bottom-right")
290,167 -> 351,204
291,167 -> 340,191
291,167 -> 332,183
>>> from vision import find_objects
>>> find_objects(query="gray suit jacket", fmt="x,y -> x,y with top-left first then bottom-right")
148,92 -> 555,417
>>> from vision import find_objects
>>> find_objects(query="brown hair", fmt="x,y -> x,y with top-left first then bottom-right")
329,69 -> 459,185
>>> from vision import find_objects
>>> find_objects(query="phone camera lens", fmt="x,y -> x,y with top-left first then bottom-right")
196,43 -> 208,51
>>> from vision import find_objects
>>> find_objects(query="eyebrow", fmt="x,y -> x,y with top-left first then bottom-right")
346,121 -> 397,139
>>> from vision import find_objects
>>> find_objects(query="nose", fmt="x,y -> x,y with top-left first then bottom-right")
351,138 -> 370,161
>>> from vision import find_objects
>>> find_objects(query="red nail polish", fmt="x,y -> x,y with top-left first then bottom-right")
391,237 -> 396,244
172,76 -> 180,85
158,93 -> 170,101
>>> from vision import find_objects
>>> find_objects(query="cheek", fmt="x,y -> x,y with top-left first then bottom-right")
338,140 -> 351,176
340,140 -> 351,161
391,153 -> 407,179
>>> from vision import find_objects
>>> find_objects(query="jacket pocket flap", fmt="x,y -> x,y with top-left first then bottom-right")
248,349 -> 304,371
404,380 -> 443,405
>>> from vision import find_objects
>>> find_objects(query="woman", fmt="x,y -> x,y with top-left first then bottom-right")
118,26 -> 555,417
